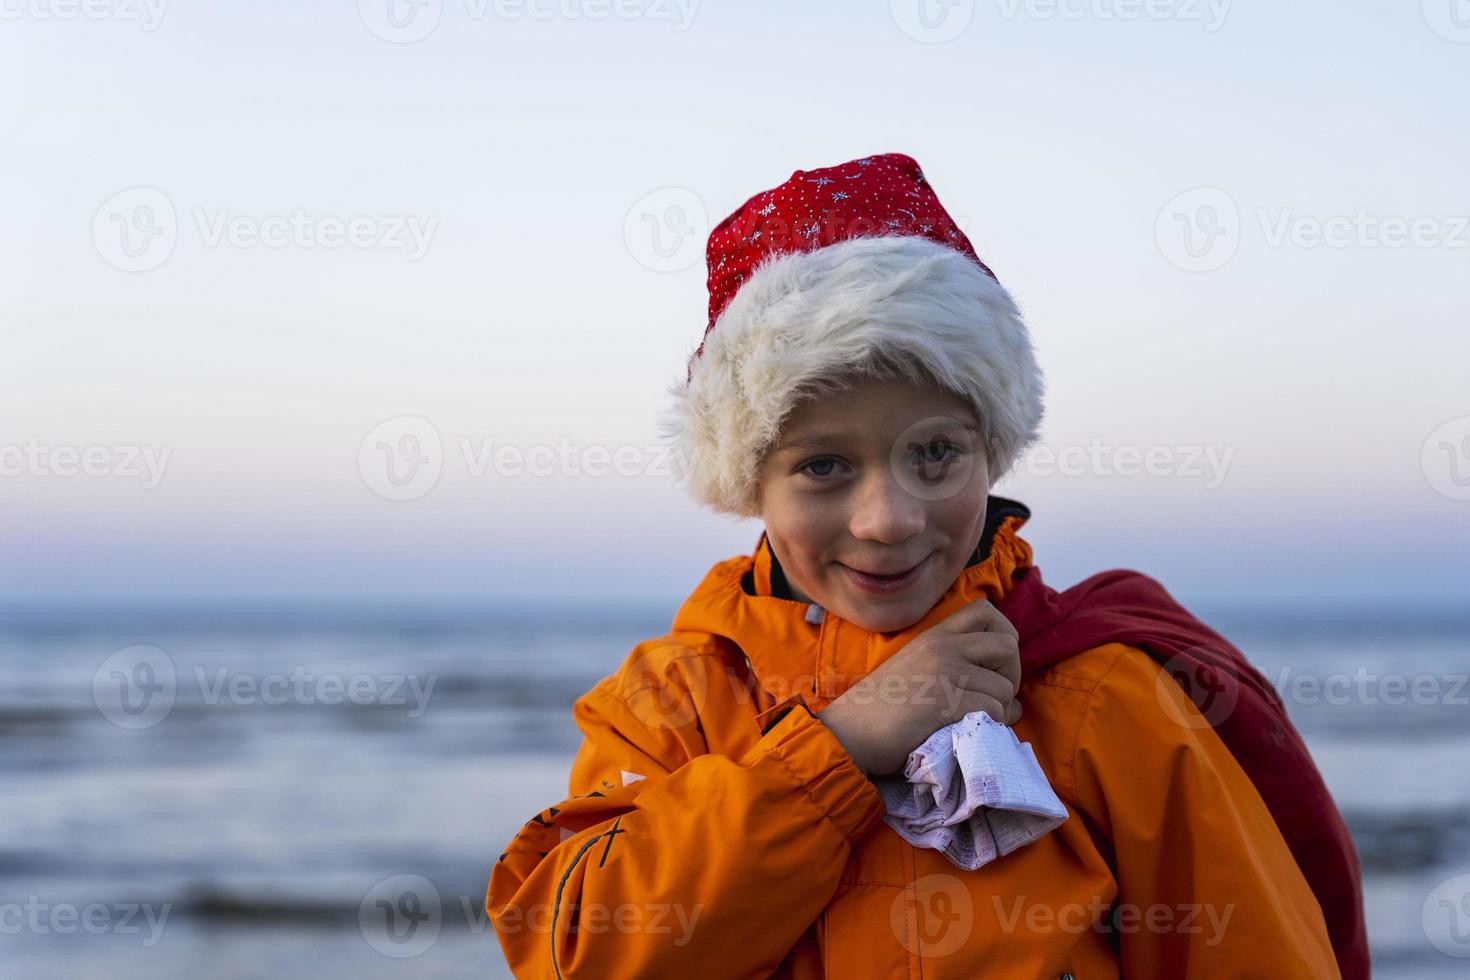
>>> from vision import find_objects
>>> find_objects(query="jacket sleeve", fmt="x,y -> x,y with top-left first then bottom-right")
485,640 -> 886,979
1072,649 -> 1342,979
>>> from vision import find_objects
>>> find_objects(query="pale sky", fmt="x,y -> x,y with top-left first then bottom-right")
2,0 -> 1467,606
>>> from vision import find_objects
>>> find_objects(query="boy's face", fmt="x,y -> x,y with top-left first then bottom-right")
756,374 -> 990,633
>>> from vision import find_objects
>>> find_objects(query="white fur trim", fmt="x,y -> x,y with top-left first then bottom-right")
660,235 -> 1045,517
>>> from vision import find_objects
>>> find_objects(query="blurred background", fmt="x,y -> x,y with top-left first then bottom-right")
3,1 -> 1468,976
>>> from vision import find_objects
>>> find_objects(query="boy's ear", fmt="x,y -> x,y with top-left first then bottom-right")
750,454 -> 770,512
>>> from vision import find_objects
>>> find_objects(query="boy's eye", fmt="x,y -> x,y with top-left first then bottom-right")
912,437 -> 961,463
797,457 -> 845,479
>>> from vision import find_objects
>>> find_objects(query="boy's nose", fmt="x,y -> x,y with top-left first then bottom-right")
847,471 -> 926,544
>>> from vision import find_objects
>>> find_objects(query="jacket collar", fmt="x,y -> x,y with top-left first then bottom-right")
670,496 -> 1035,711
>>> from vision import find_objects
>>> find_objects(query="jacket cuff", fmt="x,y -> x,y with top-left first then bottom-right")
744,697 -> 885,844
755,690 -> 812,735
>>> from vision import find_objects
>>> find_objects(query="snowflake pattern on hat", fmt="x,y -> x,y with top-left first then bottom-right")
691,153 -> 997,378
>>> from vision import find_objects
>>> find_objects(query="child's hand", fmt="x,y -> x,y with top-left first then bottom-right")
816,598 -> 1023,778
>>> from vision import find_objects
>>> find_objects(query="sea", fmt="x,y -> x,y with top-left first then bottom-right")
1,600 -> 1466,978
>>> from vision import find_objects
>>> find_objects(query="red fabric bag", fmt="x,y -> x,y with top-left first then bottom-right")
1000,564 -> 1369,979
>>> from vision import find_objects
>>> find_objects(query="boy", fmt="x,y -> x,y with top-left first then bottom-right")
486,153 -> 1358,978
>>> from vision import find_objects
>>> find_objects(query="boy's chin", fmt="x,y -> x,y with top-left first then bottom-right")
828,590 -> 934,635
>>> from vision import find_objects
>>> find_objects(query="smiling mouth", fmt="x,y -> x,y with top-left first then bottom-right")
847,561 -> 922,578
839,554 -> 931,593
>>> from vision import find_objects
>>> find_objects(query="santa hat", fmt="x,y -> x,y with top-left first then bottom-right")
661,152 -> 1044,517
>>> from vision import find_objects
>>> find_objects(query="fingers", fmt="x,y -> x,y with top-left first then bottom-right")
951,663 -> 1016,702
949,691 -> 1024,726
948,630 -> 1022,694
932,598 -> 1019,640
951,691 -> 1010,726
943,668 -> 1017,722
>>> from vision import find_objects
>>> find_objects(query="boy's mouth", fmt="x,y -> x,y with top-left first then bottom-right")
839,554 -> 930,595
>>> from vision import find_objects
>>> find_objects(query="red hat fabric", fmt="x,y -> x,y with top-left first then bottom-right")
691,153 -> 999,381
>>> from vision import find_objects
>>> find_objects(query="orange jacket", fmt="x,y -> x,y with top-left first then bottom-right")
487,512 -> 1342,978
